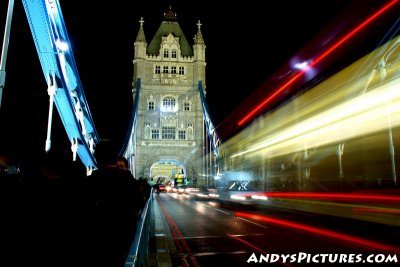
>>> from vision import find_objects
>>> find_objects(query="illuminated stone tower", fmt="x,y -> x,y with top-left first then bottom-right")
132,7 -> 206,186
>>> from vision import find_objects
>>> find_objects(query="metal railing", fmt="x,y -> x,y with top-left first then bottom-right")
124,189 -> 153,267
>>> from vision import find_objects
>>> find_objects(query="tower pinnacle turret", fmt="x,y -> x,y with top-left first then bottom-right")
135,17 -> 146,42
194,20 -> 205,45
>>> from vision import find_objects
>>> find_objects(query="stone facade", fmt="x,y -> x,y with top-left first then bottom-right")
131,9 -> 206,185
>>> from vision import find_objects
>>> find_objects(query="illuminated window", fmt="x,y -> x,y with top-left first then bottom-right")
162,126 -> 175,139
155,66 -> 160,74
164,49 -> 169,58
179,66 -> 184,75
162,96 -> 176,112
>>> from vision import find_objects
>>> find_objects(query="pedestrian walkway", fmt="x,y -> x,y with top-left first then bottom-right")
147,195 -> 173,267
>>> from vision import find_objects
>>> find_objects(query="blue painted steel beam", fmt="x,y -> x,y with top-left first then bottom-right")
198,80 -> 220,158
22,0 -> 99,169
120,79 -> 141,174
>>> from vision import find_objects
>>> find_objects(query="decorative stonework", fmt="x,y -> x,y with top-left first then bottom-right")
161,77 -> 177,85
141,140 -> 196,147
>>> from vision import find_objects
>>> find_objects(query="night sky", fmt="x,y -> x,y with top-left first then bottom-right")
0,0 -> 397,165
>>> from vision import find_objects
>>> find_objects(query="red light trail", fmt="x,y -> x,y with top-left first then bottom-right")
252,192 -> 400,203
236,212 -> 398,251
238,0 -> 399,127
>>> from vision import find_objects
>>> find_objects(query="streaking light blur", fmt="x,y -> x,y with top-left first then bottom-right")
227,35 -> 400,160
238,0 -> 399,126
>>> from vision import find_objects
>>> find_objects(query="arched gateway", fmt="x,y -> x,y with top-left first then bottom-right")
146,159 -> 187,186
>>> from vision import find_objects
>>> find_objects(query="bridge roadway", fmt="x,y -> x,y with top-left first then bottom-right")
147,190 -> 400,267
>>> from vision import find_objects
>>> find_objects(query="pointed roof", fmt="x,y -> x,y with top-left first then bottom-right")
135,17 -> 146,42
194,20 -> 205,45
147,6 -> 193,56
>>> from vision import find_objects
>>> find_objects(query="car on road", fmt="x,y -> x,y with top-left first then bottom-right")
153,183 -> 167,194
158,184 -> 168,192
171,184 -> 192,194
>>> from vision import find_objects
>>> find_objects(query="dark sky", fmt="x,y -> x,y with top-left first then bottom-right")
0,0 -> 398,163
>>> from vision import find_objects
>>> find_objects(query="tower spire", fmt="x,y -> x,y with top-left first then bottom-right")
194,20 -> 205,45
135,17 -> 146,42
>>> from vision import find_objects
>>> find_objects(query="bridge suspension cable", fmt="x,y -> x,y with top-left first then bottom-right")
119,79 -> 141,175
198,80 -> 222,177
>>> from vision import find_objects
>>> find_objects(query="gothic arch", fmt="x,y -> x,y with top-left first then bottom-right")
144,155 -> 187,178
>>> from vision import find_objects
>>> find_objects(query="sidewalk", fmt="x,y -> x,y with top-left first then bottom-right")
147,195 -> 173,267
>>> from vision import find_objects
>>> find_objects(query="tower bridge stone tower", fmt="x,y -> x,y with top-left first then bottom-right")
132,7 -> 206,186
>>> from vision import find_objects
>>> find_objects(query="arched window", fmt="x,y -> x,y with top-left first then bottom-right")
161,96 -> 176,112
